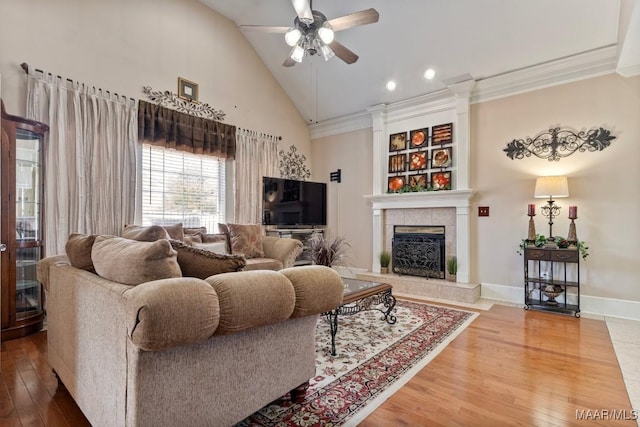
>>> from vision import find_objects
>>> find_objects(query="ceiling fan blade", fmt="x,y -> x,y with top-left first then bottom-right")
283,56 -> 297,67
239,25 -> 289,33
327,8 -> 379,32
291,0 -> 313,24
329,40 -> 359,64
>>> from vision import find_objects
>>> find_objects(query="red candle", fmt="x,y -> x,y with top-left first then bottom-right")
528,204 -> 535,216
569,206 -> 577,219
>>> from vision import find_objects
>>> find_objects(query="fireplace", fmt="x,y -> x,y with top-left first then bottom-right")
392,225 -> 445,279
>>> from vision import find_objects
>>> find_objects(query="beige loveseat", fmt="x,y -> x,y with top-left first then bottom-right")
38,235 -> 343,427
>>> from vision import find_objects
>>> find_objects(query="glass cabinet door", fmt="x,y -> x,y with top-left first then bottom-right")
15,129 -> 41,242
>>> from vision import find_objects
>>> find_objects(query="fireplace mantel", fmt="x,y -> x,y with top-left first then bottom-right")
364,190 -> 475,210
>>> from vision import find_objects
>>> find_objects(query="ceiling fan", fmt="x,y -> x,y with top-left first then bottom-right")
239,0 -> 379,67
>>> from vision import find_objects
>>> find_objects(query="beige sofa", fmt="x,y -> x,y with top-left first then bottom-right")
38,238 -> 343,427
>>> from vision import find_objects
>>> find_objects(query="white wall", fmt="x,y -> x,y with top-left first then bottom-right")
0,0 -> 311,169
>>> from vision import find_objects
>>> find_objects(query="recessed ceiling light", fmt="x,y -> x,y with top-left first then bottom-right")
386,80 -> 397,91
423,68 -> 436,80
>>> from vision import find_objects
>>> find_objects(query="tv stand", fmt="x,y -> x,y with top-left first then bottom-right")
266,228 -> 324,266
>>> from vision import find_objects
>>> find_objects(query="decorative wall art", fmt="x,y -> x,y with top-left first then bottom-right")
388,176 -> 405,192
178,77 -> 199,102
431,123 -> 453,145
503,126 -> 616,162
432,147 -> 452,168
389,154 -> 406,173
386,122 -> 454,193
389,132 -> 407,151
279,145 -> 311,180
409,152 -> 427,171
409,174 -> 428,190
142,86 -> 226,120
410,128 -> 428,149
431,172 -> 451,190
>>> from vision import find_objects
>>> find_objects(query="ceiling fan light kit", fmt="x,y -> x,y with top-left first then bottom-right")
240,0 -> 379,67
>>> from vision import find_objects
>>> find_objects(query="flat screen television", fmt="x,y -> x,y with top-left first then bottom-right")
262,177 -> 327,227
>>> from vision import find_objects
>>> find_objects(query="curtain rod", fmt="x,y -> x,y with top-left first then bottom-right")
21,62 -> 136,103
237,127 -> 282,141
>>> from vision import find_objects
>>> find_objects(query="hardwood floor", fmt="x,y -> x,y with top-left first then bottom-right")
0,304 -> 634,426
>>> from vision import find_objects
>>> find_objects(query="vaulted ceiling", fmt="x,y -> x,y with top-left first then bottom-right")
201,0 -> 638,124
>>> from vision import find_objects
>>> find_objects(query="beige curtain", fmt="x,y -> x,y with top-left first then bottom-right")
234,130 -> 278,224
25,67 -> 138,255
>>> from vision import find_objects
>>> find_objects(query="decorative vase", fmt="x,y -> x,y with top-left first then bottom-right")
380,266 -> 389,274
542,285 -> 563,305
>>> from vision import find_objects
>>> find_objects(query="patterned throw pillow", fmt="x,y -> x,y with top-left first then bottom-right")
226,223 -> 265,259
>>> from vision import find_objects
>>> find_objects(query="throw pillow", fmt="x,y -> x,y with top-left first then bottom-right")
162,223 -> 184,241
192,241 -> 228,254
92,236 -> 182,286
65,233 -> 98,271
122,224 -> 170,242
217,223 -> 232,253
184,226 -> 207,236
183,234 -> 203,246
226,223 -> 265,258
169,240 -> 246,279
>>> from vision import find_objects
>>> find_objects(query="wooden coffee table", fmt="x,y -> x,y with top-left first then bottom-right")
323,278 -> 397,356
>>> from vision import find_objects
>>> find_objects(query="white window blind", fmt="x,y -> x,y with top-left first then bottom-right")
141,144 -> 225,231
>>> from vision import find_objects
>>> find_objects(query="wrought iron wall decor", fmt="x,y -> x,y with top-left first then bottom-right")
503,126 -> 615,162
142,86 -> 226,120
279,145 -> 311,180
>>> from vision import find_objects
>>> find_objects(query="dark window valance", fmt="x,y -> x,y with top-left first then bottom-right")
138,100 -> 236,159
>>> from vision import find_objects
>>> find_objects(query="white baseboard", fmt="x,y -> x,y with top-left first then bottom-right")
480,283 -> 640,321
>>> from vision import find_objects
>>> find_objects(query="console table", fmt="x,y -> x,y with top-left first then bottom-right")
524,247 -> 580,317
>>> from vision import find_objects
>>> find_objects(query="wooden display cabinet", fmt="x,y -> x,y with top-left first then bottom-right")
1,100 -> 49,340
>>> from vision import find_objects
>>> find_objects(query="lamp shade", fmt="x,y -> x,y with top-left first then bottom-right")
534,176 -> 569,198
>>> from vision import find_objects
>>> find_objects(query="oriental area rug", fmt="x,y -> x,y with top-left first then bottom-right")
236,300 -> 478,427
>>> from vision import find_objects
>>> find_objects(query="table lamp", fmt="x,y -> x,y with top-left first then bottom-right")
534,176 -> 569,246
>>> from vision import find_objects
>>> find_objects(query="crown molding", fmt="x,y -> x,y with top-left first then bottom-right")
309,45 -> 618,139
309,110 -> 371,140
470,45 -> 618,104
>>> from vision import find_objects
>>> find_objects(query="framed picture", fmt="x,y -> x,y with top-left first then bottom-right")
409,128 -> 428,149
432,147 -> 452,168
389,132 -> 407,152
388,176 -> 405,192
431,171 -> 452,191
409,152 -> 427,171
432,123 -> 453,145
388,154 -> 406,173
178,77 -> 199,102
408,174 -> 428,190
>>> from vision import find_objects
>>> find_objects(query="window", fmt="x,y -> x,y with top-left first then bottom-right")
141,144 -> 225,231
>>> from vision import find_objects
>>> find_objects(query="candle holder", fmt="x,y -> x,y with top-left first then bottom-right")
526,214 -> 536,246
567,217 -> 578,248
540,197 -> 561,248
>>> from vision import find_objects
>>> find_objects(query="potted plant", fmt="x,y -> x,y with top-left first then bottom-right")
379,250 -> 391,274
308,234 -> 350,267
446,256 -> 458,281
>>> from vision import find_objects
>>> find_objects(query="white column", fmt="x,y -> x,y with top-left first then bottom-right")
367,105 -> 387,272
372,208 -> 384,273
456,205 -> 471,283
367,104 -> 387,195
447,80 -> 475,191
